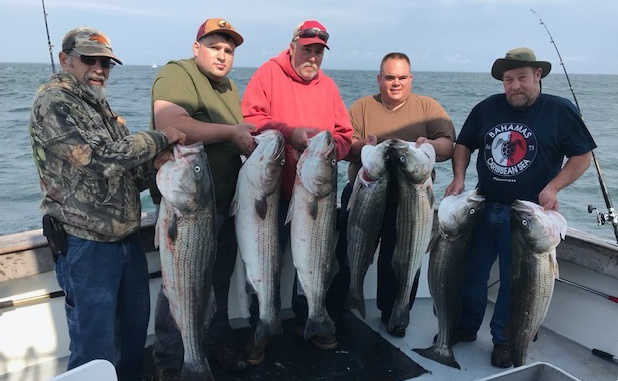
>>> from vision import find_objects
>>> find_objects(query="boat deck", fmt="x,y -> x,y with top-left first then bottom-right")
2,298 -> 616,381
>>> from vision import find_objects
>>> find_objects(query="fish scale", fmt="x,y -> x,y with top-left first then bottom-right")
287,130 -> 338,340
157,143 -> 217,381
231,129 -> 285,346
387,140 -> 436,335
345,141 -> 390,318
414,189 -> 486,369
389,180 -> 434,331
509,199 -> 566,367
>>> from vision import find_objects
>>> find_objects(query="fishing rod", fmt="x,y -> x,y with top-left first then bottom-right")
41,0 -> 56,73
0,271 -> 162,311
556,277 -> 618,304
530,9 -> 618,243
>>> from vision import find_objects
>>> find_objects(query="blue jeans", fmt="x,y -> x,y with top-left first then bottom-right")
457,202 -> 512,345
153,214 -> 238,369
55,232 -> 150,381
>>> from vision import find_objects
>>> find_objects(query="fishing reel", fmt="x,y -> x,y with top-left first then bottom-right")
588,205 -> 616,226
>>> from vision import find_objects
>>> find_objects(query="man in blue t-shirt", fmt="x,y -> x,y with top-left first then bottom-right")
444,47 -> 596,368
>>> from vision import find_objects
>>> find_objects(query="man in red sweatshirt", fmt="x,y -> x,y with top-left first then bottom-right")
241,19 -> 352,365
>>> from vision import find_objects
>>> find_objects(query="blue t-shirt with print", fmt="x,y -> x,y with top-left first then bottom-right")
457,93 -> 596,203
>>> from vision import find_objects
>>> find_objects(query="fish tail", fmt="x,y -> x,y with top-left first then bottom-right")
388,301 -> 410,332
180,361 -> 214,381
413,345 -> 460,369
304,312 -> 335,340
346,289 -> 366,318
255,317 -> 283,345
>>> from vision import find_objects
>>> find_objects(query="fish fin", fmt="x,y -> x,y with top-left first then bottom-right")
347,175 -> 363,211
413,346 -> 460,369
285,198 -> 294,225
167,212 -> 178,242
154,212 -> 160,249
245,280 -> 257,295
425,178 -> 436,207
180,363 -> 212,380
255,318 -> 283,345
428,233 -> 440,255
304,312 -> 336,340
551,250 -> 560,279
346,290 -> 366,319
255,196 -> 268,220
229,190 -> 238,217
308,199 -> 318,220
204,288 -> 217,330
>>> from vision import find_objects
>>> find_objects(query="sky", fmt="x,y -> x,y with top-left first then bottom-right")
1,0 -> 617,74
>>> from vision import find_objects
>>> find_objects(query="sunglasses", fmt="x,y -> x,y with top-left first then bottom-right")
70,54 -> 116,69
296,28 -> 329,43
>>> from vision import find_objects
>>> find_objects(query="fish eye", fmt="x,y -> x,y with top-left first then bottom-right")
399,156 -> 406,163
280,159 -> 285,166
331,158 -> 336,166
521,219 -> 528,226
194,165 -> 202,173
469,208 -> 476,215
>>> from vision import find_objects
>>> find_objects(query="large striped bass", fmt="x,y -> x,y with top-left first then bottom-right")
286,130 -> 338,340
387,139 -> 435,335
156,143 -> 217,381
346,139 -> 391,318
231,129 -> 285,347
509,199 -> 566,367
414,189 -> 485,369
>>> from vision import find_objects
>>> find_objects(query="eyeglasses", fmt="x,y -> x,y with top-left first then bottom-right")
383,75 -> 410,82
296,28 -> 329,43
70,54 -> 116,69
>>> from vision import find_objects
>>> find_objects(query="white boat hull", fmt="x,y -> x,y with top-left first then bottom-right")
1,213 -> 617,379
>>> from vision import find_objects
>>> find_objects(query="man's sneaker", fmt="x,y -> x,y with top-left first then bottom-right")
156,367 -> 181,381
491,343 -> 513,368
310,332 -> 338,350
212,345 -> 248,373
433,330 -> 477,345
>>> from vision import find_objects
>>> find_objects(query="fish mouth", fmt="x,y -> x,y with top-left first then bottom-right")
271,136 -> 286,164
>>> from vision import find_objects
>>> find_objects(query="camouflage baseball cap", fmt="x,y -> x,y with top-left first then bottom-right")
62,26 -> 122,65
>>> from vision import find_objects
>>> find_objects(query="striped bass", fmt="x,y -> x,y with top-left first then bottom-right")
231,129 -> 285,346
414,189 -> 485,369
387,139 -> 435,335
156,143 -> 217,381
509,199 -> 566,367
346,139 -> 391,318
286,130 -> 338,340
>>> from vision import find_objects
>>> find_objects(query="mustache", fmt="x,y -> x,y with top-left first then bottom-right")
87,73 -> 107,83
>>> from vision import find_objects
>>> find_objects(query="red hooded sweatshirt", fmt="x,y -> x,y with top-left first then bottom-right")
241,50 -> 352,200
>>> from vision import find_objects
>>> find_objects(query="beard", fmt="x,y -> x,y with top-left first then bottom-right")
82,73 -> 107,101
68,57 -> 107,101
507,92 -> 534,109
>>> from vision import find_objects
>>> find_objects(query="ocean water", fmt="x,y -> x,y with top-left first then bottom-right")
1,62 -> 617,243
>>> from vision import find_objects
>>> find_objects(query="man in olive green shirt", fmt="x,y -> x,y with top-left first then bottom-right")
150,18 -> 256,380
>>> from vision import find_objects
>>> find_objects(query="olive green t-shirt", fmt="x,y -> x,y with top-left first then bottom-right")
151,58 -> 243,214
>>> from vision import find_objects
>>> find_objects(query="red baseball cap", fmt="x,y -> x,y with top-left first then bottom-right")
291,20 -> 329,50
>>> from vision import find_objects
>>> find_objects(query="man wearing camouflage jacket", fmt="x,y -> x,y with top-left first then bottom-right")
29,26 -> 184,381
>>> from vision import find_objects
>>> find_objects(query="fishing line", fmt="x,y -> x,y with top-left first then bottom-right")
530,9 -> 618,243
